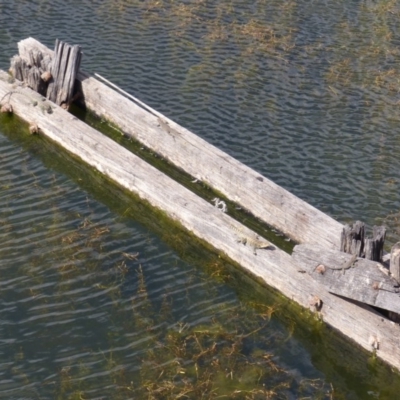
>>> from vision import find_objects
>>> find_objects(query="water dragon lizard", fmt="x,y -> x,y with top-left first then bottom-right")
313,252 -> 359,275
230,224 -> 273,255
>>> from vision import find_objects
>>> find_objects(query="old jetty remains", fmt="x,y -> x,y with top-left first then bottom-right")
1,37 -> 400,371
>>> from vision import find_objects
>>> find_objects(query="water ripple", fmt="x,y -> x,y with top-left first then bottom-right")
1,0 -> 399,397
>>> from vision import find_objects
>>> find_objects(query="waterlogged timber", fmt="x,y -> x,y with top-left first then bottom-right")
1,0 -> 400,397
79,70 -> 344,250
1,114 -> 400,399
16,37 -> 344,250
2,63 -> 400,374
70,103 -> 295,254
0,120 -> 327,399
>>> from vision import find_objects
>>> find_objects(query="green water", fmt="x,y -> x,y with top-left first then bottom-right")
0,110 -> 399,399
1,0 -> 400,398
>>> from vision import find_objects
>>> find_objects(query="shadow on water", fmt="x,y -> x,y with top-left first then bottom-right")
1,111 -> 400,398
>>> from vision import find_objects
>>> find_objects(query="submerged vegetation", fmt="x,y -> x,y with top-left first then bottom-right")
70,104 -> 295,254
1,112 -> 400,399
2,0 -> 400,397
0,113 -> 332,399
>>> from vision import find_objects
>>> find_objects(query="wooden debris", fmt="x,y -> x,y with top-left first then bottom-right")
309,295 -> 323,311
315,264 -> 326,274
368,335 -> 380,350
341,221 -> 386,261
10,38 -> 82,107
9,55 -> 28,82
293,244 -> 400,314
4,38 -> 400,371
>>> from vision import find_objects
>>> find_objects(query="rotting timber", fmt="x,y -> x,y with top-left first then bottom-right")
1,38 -> 400,372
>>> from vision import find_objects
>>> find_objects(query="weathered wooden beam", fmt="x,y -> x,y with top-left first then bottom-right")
26,66 -> 46,94
82,73 -> 345,249
13,38 -> 344,250
1,69 -> 400,371
292,244 -> 400,314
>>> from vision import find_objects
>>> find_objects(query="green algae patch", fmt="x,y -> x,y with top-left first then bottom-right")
69,103 -> 295,254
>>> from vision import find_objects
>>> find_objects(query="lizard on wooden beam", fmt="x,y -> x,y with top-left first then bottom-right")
313,252 -> 359,275
230,224 -> 274,255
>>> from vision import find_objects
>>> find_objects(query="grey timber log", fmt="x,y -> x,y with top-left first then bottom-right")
292,244 -> 400,314
13,38 -> 345,250
78,77 -> 344,250
390,242 -> 400,284
46,39 -> 82,106
1,70 -> 400,372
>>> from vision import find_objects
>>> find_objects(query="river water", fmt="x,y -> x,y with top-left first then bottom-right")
1,0 -> 400,399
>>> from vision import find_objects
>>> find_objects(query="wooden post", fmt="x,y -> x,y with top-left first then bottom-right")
46,39 -> 82,107
340,221 -> 364,256
364,226 -> 386,262
341,222 -> 386,261
10,39 -> 82,108
390,242 -> 400,283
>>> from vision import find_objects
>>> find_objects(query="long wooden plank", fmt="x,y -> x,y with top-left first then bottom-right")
81,74 -> 344,249
16,38 -> 344,250
293,244 -> 400,314
1,70 -> 400,371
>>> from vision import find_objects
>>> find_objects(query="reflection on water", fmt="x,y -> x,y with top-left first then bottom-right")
1,0 -> 400,398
